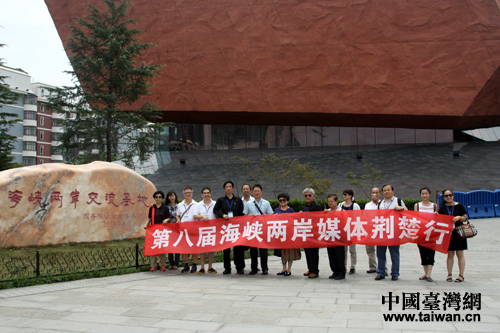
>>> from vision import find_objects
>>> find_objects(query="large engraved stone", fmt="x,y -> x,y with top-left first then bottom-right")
0,162 -> 155,247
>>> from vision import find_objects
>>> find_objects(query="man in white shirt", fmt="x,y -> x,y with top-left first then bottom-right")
241,184 -> 254,208
193,187 -> 217,275
243,184 -> 273,275
178,186 -> 198,273
375,184 -> 407,281
364,187 -> 380,274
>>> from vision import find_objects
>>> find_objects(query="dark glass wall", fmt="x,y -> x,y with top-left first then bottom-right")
158,124 -> 453,151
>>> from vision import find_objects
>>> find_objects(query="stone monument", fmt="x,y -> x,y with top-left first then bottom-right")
0,162 -> 156,247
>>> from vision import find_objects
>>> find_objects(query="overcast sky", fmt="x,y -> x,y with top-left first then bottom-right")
0,0 -> 74,87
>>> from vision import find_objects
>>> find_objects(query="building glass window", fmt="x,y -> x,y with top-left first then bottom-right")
40,160 -> 44,164
357,127 -> 375,145
395,128 -> 416,144
40,116 -> 44,126
40,104 -> 45,112
212,124 -> 229,150
24,111 -> 37,119
23,142 -> 36,151
51,147 -> 62,155
24,126 -> 37,136
436,130 -> 453,143
307,127 -> 324,147
339,127 -> 358,146
52,132 -> 62,141
40,131 -> 44,140
24,95 -> 37,105
23,157 -> 36,166
376,128 -> 396,145
415,129 -> 435,144
40,145 -> 44,154
52,119 -> 63,127
322,127 -> 340,147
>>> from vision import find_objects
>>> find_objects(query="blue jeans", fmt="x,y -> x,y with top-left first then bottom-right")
376,245 -> 400,277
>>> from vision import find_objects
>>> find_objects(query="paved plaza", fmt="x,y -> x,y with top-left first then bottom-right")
0,218 -> 499,333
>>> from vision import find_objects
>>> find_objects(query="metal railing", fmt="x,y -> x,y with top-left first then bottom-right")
0,243 -> 150,282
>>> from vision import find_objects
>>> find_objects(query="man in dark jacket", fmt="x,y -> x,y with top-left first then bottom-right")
302,188 -> 322,278
213,181 -> 246,274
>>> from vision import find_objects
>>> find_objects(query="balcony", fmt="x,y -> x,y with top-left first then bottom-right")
22,150 -> 37,157
23,119 -> 37,127
23,135 -> 37,142
23,104 -> 37,112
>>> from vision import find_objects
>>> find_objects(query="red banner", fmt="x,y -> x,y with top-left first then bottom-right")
144,210 -> 454,256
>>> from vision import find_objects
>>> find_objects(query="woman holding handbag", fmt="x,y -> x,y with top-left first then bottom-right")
414,188 -> 438,282
438,189 -> 468,282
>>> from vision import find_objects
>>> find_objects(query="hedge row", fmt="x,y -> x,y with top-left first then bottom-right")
162,198 -> 423,212
268,198 -> 422,212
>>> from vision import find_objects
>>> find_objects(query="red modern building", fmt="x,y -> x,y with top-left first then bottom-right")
45,0 -> 500,150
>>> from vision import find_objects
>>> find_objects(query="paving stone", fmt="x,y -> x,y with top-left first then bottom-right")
347,319 -> 383,328
218,323 -> 291,333
278,317 -> 347,328
299,310 -> 335,318
181,312 -> 218,321
291,327 -> 328,333
87,323 -> 162,333
152,319 -> 223,331
213,313 -> 282,325
62,312 -> 130,324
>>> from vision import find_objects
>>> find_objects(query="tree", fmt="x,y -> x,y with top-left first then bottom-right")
346,161 -> 385,199
217,155 -> 257,196
0,42 -> 22,171
47,0 -> 167,168
219,153 -> 332,199
303,168 -> 333,205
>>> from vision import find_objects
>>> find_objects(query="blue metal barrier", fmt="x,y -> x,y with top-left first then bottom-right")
466,190 -> 496,219
495,190 -> 500,217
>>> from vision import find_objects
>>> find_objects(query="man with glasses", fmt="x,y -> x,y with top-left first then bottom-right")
214,181 -> 246,274
302,188 -> 322,278
193,187 -> 217,275
178,186 -> 198,273
243,184 -> 273,275
375,184 -> 407,281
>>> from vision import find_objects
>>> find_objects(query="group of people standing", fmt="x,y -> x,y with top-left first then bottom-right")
146,183 -> 468,283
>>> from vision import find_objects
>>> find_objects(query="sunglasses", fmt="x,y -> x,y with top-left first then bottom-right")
278,199 -> 287,202
154,196 -> 163,199
443,194 -> 453,198
304,194 -> 312,197
342,193 -> 348,196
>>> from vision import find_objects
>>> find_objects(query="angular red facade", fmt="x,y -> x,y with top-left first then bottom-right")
45,0 -> 500,129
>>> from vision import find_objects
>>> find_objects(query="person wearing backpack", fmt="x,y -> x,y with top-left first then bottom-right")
375,184 -> 407,281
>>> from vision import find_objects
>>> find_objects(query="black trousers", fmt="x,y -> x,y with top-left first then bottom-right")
418,245 -> 435,266
250,247 -> 268,271
224,246 -> 246,271
168,253 -> 180,267
304,248 -> 319,274
327,246 -> 345,277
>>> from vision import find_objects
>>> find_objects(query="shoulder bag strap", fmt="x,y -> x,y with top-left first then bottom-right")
254,201 -> 264,215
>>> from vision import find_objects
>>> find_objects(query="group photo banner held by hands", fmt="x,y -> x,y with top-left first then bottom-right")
144,210 -> 454,256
